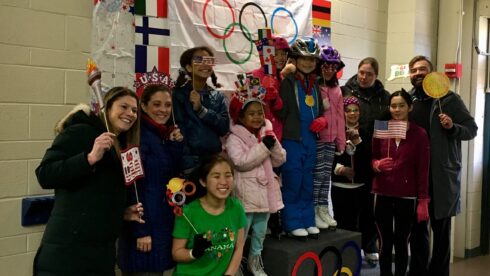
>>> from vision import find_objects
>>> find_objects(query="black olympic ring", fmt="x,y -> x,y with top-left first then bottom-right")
238,2 -> 268,42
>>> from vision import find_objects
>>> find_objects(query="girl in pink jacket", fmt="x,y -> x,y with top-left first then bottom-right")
226,95 -> 286,276
312,46 -> 346,230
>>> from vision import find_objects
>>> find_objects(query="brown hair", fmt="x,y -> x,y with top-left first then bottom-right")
358,57 -> 379,76
409,55 -> 433,72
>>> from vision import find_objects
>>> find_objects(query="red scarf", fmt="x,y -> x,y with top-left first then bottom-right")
296,73 -> 316,96
142,113 -> 174,139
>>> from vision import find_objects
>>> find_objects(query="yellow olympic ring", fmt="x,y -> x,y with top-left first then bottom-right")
333,266 -> 353,276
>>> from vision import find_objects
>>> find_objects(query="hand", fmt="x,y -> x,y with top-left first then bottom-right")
309,117 -> 328,133
262,135 -> 276,150
438,113 -> 453,129
264,87 -> 279,101
87,132 -> 116,166
341,166 -> 355,180
189,90 -> 202,111
416,198 -> 430,223
191,234 -> 212,259
280,62 -> 296,78
373,157 -> 394,172
137,236 -> 152,252
169,126 -> 184,142
123,202 -> 145,223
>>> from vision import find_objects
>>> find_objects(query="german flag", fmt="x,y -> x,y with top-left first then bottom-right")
312,0 -> 331,28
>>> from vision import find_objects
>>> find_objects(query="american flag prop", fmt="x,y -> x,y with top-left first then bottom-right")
121,146 -> 145,185
373,120 -> 407,140
192,56 -> 217,66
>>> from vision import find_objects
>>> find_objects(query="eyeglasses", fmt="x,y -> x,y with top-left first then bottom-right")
345,108 -> 359,113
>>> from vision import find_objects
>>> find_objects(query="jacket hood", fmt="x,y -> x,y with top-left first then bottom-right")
54,104 -> 98,134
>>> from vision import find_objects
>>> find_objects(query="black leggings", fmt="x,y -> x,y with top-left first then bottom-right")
374,195 -> 416,276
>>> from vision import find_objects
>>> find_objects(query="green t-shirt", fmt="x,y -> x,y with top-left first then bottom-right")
173,197 -> 247,276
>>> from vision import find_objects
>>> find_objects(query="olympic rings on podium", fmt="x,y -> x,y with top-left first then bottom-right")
292,251 -> 322,276
340,240 -> 362,276
270,7 -> 298,44
223,22 -> 254,65
203,0 -> 235,39
238,2 -> 267,42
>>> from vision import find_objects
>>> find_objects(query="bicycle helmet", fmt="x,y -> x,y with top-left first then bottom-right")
272,36 -> 289,50
290,37 -> 321,59
320,45 -> 341,63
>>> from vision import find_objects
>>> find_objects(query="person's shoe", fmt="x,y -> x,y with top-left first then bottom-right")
290,228 -> 308,237
315,207 -> 329,229
365,252 -> 379,267
306,226 -> 320,239
318,205 -> 337,230
248,254 -> 268,276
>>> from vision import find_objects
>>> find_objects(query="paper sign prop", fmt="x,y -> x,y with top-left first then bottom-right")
121,146 -> 145,185
387,64 -> 409,81
423,72 -> 450,99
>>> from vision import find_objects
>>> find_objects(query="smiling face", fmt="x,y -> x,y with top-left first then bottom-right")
390,95 -> 412,121
107,95 -> 138,135
409,60 -> 431,89
186,49 -> 213,80
322,63 -> 337,81
344,103 -> 360,126
200,161 -> 234,201
275,49 -> 288,69
357,63 -> 377,88
296,56 -> 317,74
142,90 -> 172,125
239,101 -> 265,131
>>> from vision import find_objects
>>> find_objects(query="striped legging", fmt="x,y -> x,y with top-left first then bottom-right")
312,141 -> 336,206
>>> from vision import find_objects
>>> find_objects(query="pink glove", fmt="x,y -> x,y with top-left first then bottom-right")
373,157 -> 394,172
416,198 -> 430,223
264,87 -> 279,101
309,117 -> 328,133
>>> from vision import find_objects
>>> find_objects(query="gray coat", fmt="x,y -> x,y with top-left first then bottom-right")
417,91 -> 477,219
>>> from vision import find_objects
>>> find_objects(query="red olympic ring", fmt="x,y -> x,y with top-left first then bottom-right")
203,0 -> 235,39
292,251 -> 323,276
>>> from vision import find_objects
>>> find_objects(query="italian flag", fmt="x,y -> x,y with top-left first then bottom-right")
134,0 -> 168,18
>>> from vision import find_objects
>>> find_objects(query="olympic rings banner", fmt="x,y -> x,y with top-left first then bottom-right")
169,0 -> 315,92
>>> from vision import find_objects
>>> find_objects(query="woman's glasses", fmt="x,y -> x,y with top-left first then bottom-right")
345,108 -> 359,113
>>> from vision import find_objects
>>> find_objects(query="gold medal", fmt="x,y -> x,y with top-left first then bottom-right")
305,95 -> 315,107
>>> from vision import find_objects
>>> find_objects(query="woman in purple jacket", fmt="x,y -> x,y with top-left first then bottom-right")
371,89 -> 430,276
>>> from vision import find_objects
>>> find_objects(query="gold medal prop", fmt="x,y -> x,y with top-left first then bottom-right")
305,95 -> 315,107
422,72 -> 450,113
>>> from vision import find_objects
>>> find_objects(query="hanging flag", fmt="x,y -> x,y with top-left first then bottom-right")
121,146 -> 145,185
134,0 -> 168,18
312,0 -> 331,46
135,45 -> 169,74
135,15 -> 170,47
373,120 -> 407,139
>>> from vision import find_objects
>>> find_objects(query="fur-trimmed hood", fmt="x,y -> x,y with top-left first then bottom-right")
54,104 -> 96,134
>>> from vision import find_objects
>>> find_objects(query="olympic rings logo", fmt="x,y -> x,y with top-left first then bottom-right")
291,240 -> 362,276
201,1 -> 300,65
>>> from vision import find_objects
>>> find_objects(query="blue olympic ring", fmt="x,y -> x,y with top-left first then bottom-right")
340,240 -> 363,276
270,7 -> 298,44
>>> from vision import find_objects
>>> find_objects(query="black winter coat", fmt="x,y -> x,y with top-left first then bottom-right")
34,106 -> 127,276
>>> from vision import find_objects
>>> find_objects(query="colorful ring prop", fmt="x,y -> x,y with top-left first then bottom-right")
223,22 -> 254,65
203,0 -> 235,39
171,191 -> 186,206
183,181 -> 196,196
270,7 -> 298,44
292,251 -> 323,276
238,2 -> 268,42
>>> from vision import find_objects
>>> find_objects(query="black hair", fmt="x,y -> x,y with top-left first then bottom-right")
175,46 -> 222,89
389,88 -> 413,107
196,154 -> 233,184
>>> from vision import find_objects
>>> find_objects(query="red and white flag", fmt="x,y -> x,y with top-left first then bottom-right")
134,0 -> 168,18
373,120 -> 407,139
121,146 -> 145,185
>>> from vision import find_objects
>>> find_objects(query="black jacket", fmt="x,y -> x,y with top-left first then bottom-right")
34,105 -> 127,275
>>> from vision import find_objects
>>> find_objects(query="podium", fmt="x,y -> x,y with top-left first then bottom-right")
262,229 -> 362,276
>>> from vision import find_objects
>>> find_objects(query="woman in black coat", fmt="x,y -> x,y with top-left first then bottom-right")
34,87 -> 142,276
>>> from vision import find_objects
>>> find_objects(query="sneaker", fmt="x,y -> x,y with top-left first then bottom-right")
248,254 -> 268,276
290,228 -> 308,237
365,252 -> 379,262
315,207 -> 329,229
306,226 -> 320,235
318,205 -> 337,228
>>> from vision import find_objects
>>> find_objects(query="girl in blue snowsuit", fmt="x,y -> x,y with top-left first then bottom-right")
277,38 -> 325,238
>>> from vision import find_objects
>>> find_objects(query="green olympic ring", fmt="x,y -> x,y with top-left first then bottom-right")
223,22 -> 253,65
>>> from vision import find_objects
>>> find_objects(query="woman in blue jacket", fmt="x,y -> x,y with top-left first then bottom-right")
118,84 -> 183,276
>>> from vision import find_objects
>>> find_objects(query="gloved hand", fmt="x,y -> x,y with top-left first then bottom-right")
373,157 -> 394,172
309,117 -> 328,133
264,87 -> 279,101
262,135 -> 276,150
416,198 -> 430,223
191,234 -> 212,259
